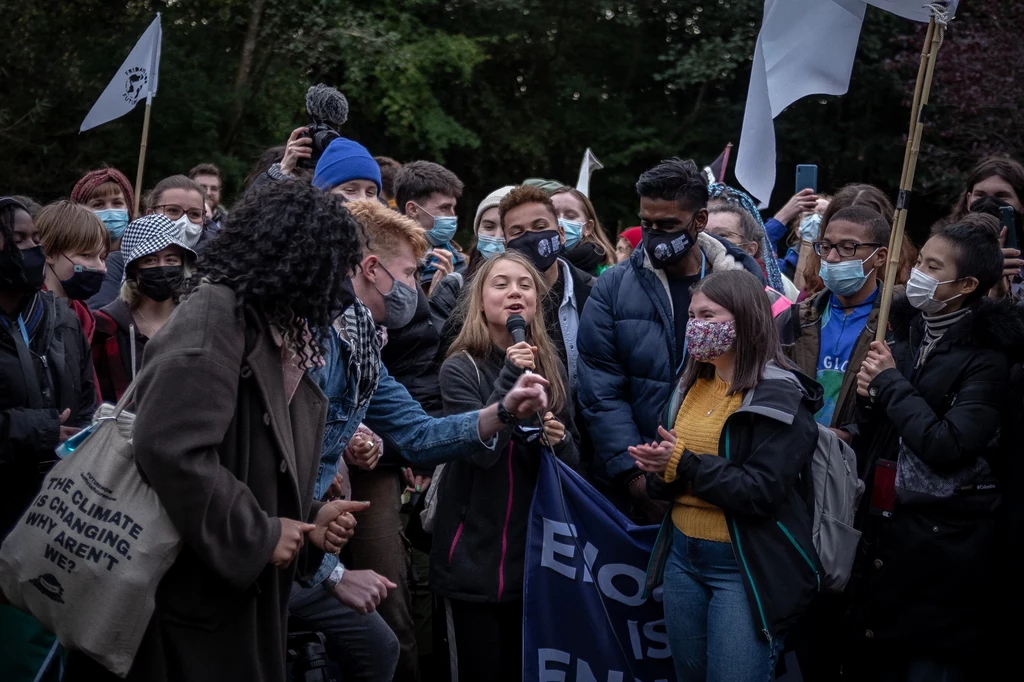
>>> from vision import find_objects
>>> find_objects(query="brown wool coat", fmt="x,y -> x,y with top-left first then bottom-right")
68,282 -> 327,682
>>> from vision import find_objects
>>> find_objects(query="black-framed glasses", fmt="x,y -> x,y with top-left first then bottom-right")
813,241 -> 882,258
153,204 -> 204,223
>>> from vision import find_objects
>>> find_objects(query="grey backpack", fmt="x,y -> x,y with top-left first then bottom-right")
809,425 -> 865,592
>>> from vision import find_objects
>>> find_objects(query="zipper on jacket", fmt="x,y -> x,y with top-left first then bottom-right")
724,426 -> 772,641
776,520 -> 821,592
497,442 -> 514,601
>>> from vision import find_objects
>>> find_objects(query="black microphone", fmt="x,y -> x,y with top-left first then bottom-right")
504,313 -> 554,447
506,313 -> 528,346
305,84 -> 349,128
299,84 -> 349,170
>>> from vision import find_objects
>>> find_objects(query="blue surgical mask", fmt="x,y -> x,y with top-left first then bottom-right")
818,249 -> 878,297
476,235 -> 505,260
559,219 -> 584,251
94,208 -> 129,240
415,204 -> 457,247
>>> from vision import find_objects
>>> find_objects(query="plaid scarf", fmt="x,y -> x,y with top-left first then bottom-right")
333,301 -> 382,411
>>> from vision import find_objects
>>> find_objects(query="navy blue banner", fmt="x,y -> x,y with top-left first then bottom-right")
523,453 -> 675,682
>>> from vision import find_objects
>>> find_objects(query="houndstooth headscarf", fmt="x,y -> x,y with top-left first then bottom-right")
708,183 -> 785,292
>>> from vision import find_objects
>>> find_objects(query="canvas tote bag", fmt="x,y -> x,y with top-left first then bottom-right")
0,382 -> 183,677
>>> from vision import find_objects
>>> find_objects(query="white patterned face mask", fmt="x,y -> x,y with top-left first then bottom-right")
171,214 -> 203,248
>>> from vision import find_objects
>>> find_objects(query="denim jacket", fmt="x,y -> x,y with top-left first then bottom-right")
306,325 -> 495,587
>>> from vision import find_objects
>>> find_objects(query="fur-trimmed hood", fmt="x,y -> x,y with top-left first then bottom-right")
891,289 -> 1024,364
638,231 -> 765,307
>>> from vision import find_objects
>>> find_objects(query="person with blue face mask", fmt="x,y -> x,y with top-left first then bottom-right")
550,186 -> 617,276
429,186 -> 514,330
395,161 -> 468,294
70,167 -> 136,311
777,206 -> 890,436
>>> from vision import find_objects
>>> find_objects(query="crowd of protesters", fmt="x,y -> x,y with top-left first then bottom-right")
1,121 -> 1023,682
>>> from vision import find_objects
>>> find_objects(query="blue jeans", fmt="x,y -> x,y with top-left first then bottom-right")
662,528 -> 781,682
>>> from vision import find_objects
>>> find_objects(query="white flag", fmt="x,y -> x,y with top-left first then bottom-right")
80,15 -> 162,133
575,148 -> 604,197
734,1 -> 931,207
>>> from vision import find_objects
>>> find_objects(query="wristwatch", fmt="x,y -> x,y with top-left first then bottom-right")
497,401 -> 518,428
323,563 -> 346,592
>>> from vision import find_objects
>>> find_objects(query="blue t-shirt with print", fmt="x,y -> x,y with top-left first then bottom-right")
815,289 -> 877,426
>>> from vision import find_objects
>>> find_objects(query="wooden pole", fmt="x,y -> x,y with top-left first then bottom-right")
875,15 -> 948,342
133,94 -> 153,216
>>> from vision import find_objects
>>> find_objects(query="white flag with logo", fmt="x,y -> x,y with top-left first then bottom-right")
734,0 -> 933,207
575,148 -> 604,197
80,15 -> 162,133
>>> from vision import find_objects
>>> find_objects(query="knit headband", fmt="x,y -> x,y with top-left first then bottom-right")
70,168 -> 135,213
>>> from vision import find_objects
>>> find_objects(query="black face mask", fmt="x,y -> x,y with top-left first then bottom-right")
56,257 -> 106,301
643,223 -> 696,269
507,229 -> 563,272
136,265 -> 184,302
0,245 -> 46,293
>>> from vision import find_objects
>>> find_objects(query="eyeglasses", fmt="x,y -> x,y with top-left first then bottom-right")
813,241 -> 882,258
153,204 -> 204,224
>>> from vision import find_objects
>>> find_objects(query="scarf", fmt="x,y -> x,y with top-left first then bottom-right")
566,241 -> 608,276
918,306 -> 970,366
334,300 -> 382,411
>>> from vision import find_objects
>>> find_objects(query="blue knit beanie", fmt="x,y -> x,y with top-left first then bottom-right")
313,138 -> 382,193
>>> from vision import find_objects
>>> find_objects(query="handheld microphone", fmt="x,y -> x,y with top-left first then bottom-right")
506,313 -> 528,348
505,313 -> 557,447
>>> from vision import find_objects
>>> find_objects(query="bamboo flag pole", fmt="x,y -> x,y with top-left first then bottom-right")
875,2 -> 955,342
133,93 -> 154,217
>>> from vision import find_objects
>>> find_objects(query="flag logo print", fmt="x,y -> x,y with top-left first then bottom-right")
80,14 -> 162,133
123,67 -> 149,105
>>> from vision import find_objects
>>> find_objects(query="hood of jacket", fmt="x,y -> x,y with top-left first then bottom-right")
98,297 -> 136,336
893,293 -> 1024,364
667,361 -> 822,428
745,361 -> 825,420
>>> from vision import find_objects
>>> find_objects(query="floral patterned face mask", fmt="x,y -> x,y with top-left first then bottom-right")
685,319 -> 737,363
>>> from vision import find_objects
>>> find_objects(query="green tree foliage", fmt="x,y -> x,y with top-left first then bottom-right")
0,0 -> 1013,242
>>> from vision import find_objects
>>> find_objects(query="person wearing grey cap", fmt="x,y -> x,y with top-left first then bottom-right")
91,213 -> 197,403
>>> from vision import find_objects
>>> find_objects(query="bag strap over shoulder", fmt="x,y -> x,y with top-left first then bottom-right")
462,349 -> 481,385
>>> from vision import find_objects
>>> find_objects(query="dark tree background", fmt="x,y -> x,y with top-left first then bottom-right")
1,0 -> 1019,242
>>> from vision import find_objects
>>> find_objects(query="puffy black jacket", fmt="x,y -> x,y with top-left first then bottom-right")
848,296 -> 1024,662
645,363 -> 823,641
430,346 -> 578,602
1,292 -> 97,540
428,272 -> 464,334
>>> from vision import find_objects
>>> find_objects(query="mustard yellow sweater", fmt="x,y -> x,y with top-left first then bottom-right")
663,375 -> 744,543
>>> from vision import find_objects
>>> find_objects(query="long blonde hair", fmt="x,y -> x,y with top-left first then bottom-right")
448,251 -> 568,415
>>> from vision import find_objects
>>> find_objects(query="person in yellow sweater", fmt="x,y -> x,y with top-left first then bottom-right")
628,270 -> 823,682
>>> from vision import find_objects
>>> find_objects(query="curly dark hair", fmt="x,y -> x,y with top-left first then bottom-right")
193,180 -> 364,368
